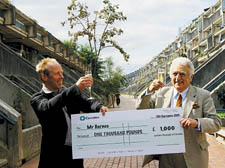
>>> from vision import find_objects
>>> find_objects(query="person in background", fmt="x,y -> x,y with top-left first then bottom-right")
30,58 -> 108,168
116,93 -> 120,107
136,57 -> 221,168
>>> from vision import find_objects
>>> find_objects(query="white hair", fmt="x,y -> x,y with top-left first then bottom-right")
169,57 -> 194,78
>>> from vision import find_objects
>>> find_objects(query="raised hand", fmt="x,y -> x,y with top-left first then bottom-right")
147,79 -> 164,93
76,76 -> 93,91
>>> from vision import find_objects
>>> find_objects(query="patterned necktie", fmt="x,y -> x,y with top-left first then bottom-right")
176,93 -> 182,107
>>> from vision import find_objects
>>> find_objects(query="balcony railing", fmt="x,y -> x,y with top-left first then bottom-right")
0,111 -> 15,125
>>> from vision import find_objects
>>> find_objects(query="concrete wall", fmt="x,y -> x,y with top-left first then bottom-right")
0,74 -> 39,128
25,51 -> 80,85
22,125 -> 42,161
211,81 -> 225,109
0,42 -> 38,78
0,98 -> 42,168
0,98 -> 23,168
192,49 -> 225,88
0,41 -> 85,94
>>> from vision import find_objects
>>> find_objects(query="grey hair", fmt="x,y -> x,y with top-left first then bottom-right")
169,57 -> 194,78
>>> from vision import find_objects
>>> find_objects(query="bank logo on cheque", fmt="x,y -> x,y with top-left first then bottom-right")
80,115 -> 100,121
80,116 -> 86,121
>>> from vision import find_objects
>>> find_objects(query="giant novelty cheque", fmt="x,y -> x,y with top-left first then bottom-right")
71,108 -> 185,159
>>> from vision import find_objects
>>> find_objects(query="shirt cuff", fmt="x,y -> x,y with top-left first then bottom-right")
195,118 -> 201,131
143,89 -> 152,96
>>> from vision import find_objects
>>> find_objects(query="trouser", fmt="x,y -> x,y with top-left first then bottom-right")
159,153 -> 187,168
63,145 -> 84,168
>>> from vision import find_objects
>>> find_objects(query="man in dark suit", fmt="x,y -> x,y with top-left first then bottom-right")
30,58 -> 108,168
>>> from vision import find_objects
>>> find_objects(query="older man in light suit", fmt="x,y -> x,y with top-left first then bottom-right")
136,57 -> 221,168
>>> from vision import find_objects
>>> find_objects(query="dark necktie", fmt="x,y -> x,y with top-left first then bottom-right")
176,93 -> 182,107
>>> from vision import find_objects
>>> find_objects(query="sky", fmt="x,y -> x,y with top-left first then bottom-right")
11,0 -> 218,75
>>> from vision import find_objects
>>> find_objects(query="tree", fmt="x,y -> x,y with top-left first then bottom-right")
102,57 -> 126,107
103,56 -> 114,79
62,0 -> 129,77
63,39 -> 76,51
63,40 -> 126,105
63,40 -> 105,79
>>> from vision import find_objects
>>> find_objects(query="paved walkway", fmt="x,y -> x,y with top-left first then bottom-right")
21,95 -> 225,168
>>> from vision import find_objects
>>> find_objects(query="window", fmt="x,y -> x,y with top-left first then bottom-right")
198,20 -> 203,31
219,33 -> 225,42
37,33 -> 43,42
15,20 -> 26,31
222,0 -> 225,11
0,10 -> 3,18
183,34 -> 187,43
207,35 -> 213,49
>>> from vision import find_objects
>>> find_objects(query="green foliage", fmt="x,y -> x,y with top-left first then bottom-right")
103,56 -> 114,79
217,112 -> 225,118
63,39 -> 76,51
199,51 -> 208,58
195,49 -> 201,56
103,59 -> 126,94
94,56 -> 126,105
63,41 -> 105,79
63,39 -> 126,105
62,0 -> 129,76
179,47 -> 187,58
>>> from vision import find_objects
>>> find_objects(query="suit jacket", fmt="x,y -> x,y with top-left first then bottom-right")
30,84 -> 103,167
136,85 -> 222,168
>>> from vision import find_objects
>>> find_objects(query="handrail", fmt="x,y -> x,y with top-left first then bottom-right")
216,109 -> 225,112
204,70 -> 225,92
0,111 -> 15,125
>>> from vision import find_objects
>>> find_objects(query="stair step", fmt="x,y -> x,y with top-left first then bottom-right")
0,159 -> 8,167
216,127 -> 225,138
215,127 -> 225,145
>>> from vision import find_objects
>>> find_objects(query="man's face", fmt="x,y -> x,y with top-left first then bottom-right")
171,64 -> 193,93
43,62 -> 64,92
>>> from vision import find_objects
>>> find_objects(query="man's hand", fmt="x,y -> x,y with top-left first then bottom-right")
76,76 -> 93,91
100,106 -> 109,116
180,118 -> 198,129
147,79 -> 164,93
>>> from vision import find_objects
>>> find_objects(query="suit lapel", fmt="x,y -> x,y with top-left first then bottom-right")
162,88 -> 173,108
183,85 -> 196,117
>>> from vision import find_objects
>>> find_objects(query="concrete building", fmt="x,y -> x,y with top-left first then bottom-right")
0,1 -> 90,167
124,0 -> 225,107
0,1 -> 89,73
